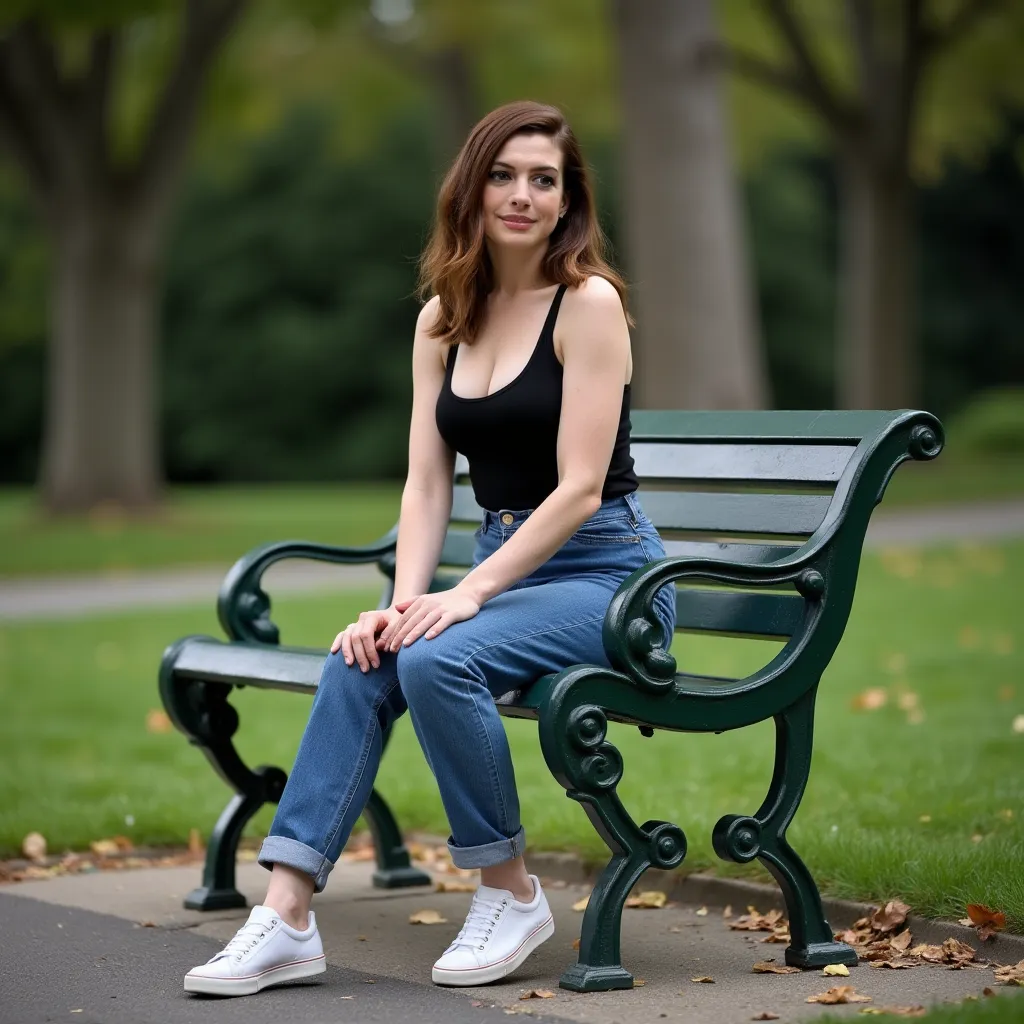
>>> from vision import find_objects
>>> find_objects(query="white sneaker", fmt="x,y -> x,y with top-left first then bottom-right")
184,905 -> 326,996
432,875 -> 554,986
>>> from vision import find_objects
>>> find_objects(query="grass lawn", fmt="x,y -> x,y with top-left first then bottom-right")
2,537 -> 1021,932
810,993 -> 1024,1022
0,453 -> 1021,578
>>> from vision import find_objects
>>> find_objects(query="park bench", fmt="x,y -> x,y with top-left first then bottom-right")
159,408 -> 943,992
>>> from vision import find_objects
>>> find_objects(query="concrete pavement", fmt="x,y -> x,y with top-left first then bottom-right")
1,499 -> 1023,622
3,859 -> 1022,1024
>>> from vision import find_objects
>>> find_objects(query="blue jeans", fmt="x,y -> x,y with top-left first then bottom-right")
259,491 -> 676,891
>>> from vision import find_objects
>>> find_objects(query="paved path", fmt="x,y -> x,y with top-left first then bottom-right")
3,860 -> 1021,1024
1,499 -> 1022,623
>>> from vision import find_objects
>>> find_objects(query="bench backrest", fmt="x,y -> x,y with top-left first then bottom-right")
428,410 -> 918,645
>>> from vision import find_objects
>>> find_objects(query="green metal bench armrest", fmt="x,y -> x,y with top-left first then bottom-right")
603,550 -> 824,691
218,529 -> 399,644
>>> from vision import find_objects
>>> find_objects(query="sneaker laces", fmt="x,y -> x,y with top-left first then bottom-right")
210,917 -> 276,963
450,892 -> 508,952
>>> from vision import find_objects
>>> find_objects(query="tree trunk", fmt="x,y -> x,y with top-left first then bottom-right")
614,0 -> 768,411
40,201 -> 162,512
837,147 -> 916,409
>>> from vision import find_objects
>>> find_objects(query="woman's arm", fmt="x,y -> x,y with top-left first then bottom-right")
454,276 -> 632,606
391,296 -> 456,606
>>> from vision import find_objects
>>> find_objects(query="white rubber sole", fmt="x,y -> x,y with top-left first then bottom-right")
184,954 -> 326,996
431,915 -> 555,987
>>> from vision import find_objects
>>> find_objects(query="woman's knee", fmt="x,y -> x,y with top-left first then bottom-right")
396,633 -> 462,705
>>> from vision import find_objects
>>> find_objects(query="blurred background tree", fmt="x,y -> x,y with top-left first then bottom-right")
0,0 -> 1021,504
0,1 -> 248,511
719,0 -> 1024,407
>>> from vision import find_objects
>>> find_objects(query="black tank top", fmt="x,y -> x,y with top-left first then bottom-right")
435,284 -> 639,511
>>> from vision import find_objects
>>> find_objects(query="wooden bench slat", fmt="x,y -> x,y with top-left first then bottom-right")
638,490 -> 830,535
452,484 -> 484,521
454,485 -> 828,535
439,530 -> 477,566
176,640 -> 321,693
675,589 -> 804,638
631,442 -> 852,483
630,409 -> 899,441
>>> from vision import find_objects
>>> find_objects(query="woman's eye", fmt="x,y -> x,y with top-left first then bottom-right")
535,175 -> 555,188
488,170 -> 510,181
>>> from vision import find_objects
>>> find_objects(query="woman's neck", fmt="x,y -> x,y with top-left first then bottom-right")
485,240 -> 550,298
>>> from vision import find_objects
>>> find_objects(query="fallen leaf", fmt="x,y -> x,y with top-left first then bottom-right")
896,692 -> 920,711
870,901 -> 911,933
891,930 -> 913,953
723,905 -> 733,917
972,833 -> 985,844
572,938 -> 580,950
691,976 -> 715,983
993,959 -> 1024,985
572,895 -> 590,912
997,685 -> 1015,701
750,1014 -> 780,1021
807,985 -> 871,1004
139,920 -> 156,928
695,905 -> 709,916
357,935 -> 367,942
965,904 -> 1006,941
730,907 -> 787,933
752,962 -> 801,974
145,709 -> 173,734
634,979 -> 646,986
434,880 -> 476,893
471,1001 -> 484,1007
89,836 -> 133,856
983,987 -> 995,997
851,687 -> 888,711
409,909 -> 448,925
997,808 -> 1014,821
918,815 -> 931,823
519,989 -> 555,1000
823,964 -> 850,976
21,831 -> 47,861
1013,715 -> 1024,734
625,890 -> 668,909
906,707 -> 926,725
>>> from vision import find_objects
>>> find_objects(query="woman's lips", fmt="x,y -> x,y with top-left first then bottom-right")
500,216 -> 535,230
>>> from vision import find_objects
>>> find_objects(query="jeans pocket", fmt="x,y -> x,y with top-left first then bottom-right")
569,517 -> 642,546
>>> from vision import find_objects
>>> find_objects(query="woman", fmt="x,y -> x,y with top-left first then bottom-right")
184,99 -> 676,997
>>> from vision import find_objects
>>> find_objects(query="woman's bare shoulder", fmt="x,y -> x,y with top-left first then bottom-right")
564,274 -> 623,311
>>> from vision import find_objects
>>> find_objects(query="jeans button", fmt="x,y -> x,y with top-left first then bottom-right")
501,513 -> 514,525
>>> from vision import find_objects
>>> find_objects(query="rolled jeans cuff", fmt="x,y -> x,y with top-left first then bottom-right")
447,827 -> 526,869
258,835 -> 333,893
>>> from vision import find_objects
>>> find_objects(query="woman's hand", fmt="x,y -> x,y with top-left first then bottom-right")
331,606 -> 406,672
378,588 -> 480,652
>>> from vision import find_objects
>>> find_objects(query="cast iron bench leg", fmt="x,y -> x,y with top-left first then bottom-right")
363,789 -> 432,889
186,769 -> 284,910
541,691 -> 688,992
712,685 -> 858,968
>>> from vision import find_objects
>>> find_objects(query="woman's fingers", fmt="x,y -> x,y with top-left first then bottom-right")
331,630 -> 347,655
400,608 -> 444,647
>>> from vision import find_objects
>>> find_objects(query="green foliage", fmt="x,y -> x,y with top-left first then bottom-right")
947,388 -> 1024,456
161,105 -> 434,482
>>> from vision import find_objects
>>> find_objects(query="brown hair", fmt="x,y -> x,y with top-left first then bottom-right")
417,100 -> 630,345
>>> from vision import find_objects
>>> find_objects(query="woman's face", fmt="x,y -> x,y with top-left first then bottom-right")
481,132 -> 567,251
